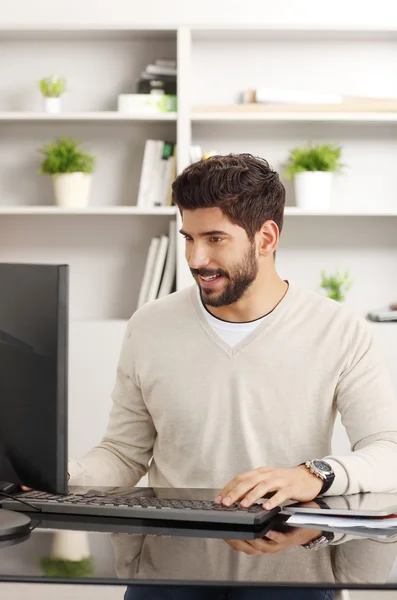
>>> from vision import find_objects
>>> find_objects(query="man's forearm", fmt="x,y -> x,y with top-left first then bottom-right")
324,434 -> 397,496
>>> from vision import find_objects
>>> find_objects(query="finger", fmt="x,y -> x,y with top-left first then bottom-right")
246,538 -> 279,553
20,486 -> 32,491
216,469 -> 264,502
222,473 -> 274,506
264,530 -> 286,543
230,540 -> 264,556
263,489 -> 289,511
240,479 -> 286,507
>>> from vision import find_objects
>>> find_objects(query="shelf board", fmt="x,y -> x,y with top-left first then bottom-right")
0,111 -> 177,122
284,208 -> 397,217
0,206 -> 177,216
0,206 -> 394,218
191,110 -> 397,124
191,25 -> 397,41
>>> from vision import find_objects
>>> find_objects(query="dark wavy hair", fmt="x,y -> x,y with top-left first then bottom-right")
172,153 -> 285,241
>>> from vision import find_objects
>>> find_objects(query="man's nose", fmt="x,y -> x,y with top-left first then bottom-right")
187,243 -> 210,271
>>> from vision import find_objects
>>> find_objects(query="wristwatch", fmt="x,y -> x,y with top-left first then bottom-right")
302,530 -> 335,550
303,459 -> 335,495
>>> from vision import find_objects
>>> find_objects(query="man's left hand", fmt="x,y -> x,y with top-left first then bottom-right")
224,526 -> 323,556
216,465 -> 323,511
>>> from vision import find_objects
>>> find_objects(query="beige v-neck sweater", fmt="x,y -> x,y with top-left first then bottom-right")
69,283 -> 397,496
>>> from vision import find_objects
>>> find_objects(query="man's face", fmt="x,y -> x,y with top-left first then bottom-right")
180,208 -> 259,307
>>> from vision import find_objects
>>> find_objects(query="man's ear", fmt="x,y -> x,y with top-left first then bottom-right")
257,221 -> 279,257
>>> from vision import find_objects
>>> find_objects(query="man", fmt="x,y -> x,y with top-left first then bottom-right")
69,153 -> 397,598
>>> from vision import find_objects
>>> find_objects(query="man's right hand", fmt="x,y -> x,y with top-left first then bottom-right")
21,472 -> 70,492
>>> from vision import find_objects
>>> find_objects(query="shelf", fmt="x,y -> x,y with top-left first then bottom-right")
0,206 -> 177,215
191,25 -> 397,41
0,112 -> 177,122
191,110 -> 397,124
284,208 -> 397,217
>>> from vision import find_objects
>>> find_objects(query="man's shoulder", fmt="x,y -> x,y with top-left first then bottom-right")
128,286 -> 196,330
295,284 -> 370,340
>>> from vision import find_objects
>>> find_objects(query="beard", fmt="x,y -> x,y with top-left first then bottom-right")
192,243 -> 259,307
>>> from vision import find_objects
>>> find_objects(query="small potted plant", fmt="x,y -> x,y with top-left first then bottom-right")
320,269 -> 352,302
38,136 -> 96,208
39,75 -> 67,114
284,143 -> 345,210
40,530 -> 93,578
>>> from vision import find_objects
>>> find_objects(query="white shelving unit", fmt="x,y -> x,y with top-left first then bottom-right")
0,24 -> 397,321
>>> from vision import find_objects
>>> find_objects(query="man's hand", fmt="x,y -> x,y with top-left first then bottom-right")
216,465 -> 322,511
225,527 -> 323,556
21,472 -> 70,492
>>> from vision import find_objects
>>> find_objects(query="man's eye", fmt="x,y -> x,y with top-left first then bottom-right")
183,235 -> 192,241
210,237 -> 223,243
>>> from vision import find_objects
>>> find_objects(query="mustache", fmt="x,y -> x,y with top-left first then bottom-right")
190,268 -> 229,279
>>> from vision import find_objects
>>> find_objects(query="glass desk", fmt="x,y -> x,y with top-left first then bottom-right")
1,486 -> 397,596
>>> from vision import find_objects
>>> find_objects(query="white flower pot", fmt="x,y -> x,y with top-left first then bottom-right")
51,530 -> 91,561
44,97 -> 61,114
52,173 -> 92,208
294,171 -> 333,211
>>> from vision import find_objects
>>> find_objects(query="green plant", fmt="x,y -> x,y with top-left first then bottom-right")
40,556 -> 93,578
320,269 -> 352,302
284,143 -> 344,180
38,136 -> 96,175
39,75 -> 67,98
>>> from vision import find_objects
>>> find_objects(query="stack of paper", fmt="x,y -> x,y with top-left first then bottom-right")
285,513 -> 397,539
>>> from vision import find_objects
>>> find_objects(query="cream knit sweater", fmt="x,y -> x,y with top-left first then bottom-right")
69,283 -> 397,496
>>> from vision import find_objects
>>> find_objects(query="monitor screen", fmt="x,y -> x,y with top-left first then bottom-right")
0,263 -> 68,494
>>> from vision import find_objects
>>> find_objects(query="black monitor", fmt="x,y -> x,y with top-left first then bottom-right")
0,263 -> 68,495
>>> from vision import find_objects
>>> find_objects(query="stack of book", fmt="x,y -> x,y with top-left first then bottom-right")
137,140 -> 176,208
118,59 -> 177,114
137,220 -> 177,308
137,58 -> 177,97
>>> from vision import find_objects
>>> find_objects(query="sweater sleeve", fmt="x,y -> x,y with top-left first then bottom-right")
322,317 -> 397,496
68,320 -> 156,487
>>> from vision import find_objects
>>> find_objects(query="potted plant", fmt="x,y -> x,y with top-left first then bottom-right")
39,75 -> 67,114
38,136 -> 96,208
284,143 -> 344,210
320,269 -> 352,302
40,530 -> 93,578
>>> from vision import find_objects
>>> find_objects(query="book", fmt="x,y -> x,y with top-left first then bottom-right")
137,140 -> 160,208
155,59 -> 177,68
146,64 -> 177,77
137,237 -> 161,308
146,235 -> 169,302
243,88 -> 343,105
367,310 -> 397,322
157,220 -> 177,298
189,145 -> 202,164
137,141 -> 176,208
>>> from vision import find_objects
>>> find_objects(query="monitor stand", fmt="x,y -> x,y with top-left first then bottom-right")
0,508 -> 32,542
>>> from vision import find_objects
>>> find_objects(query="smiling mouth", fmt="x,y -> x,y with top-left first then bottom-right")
198,274 -> 225,288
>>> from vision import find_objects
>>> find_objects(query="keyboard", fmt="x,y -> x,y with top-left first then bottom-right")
1,490 -> 280,527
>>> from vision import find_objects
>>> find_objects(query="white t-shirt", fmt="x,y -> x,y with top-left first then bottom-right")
196,286 -> 267,347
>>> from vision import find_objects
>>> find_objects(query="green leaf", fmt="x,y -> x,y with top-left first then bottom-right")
319,269 -> 353,302
38,75 -> 67,98
37,136 -> 96,174
283,143 -> 345,180
40,556 -> 94,578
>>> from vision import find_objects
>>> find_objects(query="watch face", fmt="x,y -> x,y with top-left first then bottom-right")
313,460 -> 332,474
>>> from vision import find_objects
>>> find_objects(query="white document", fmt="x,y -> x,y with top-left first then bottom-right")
286,513 -> 397,529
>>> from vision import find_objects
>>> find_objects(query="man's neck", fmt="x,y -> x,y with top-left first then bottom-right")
203,275 -> 289,323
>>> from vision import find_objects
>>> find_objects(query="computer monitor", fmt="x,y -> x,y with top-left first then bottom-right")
0,263 -> 68,494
